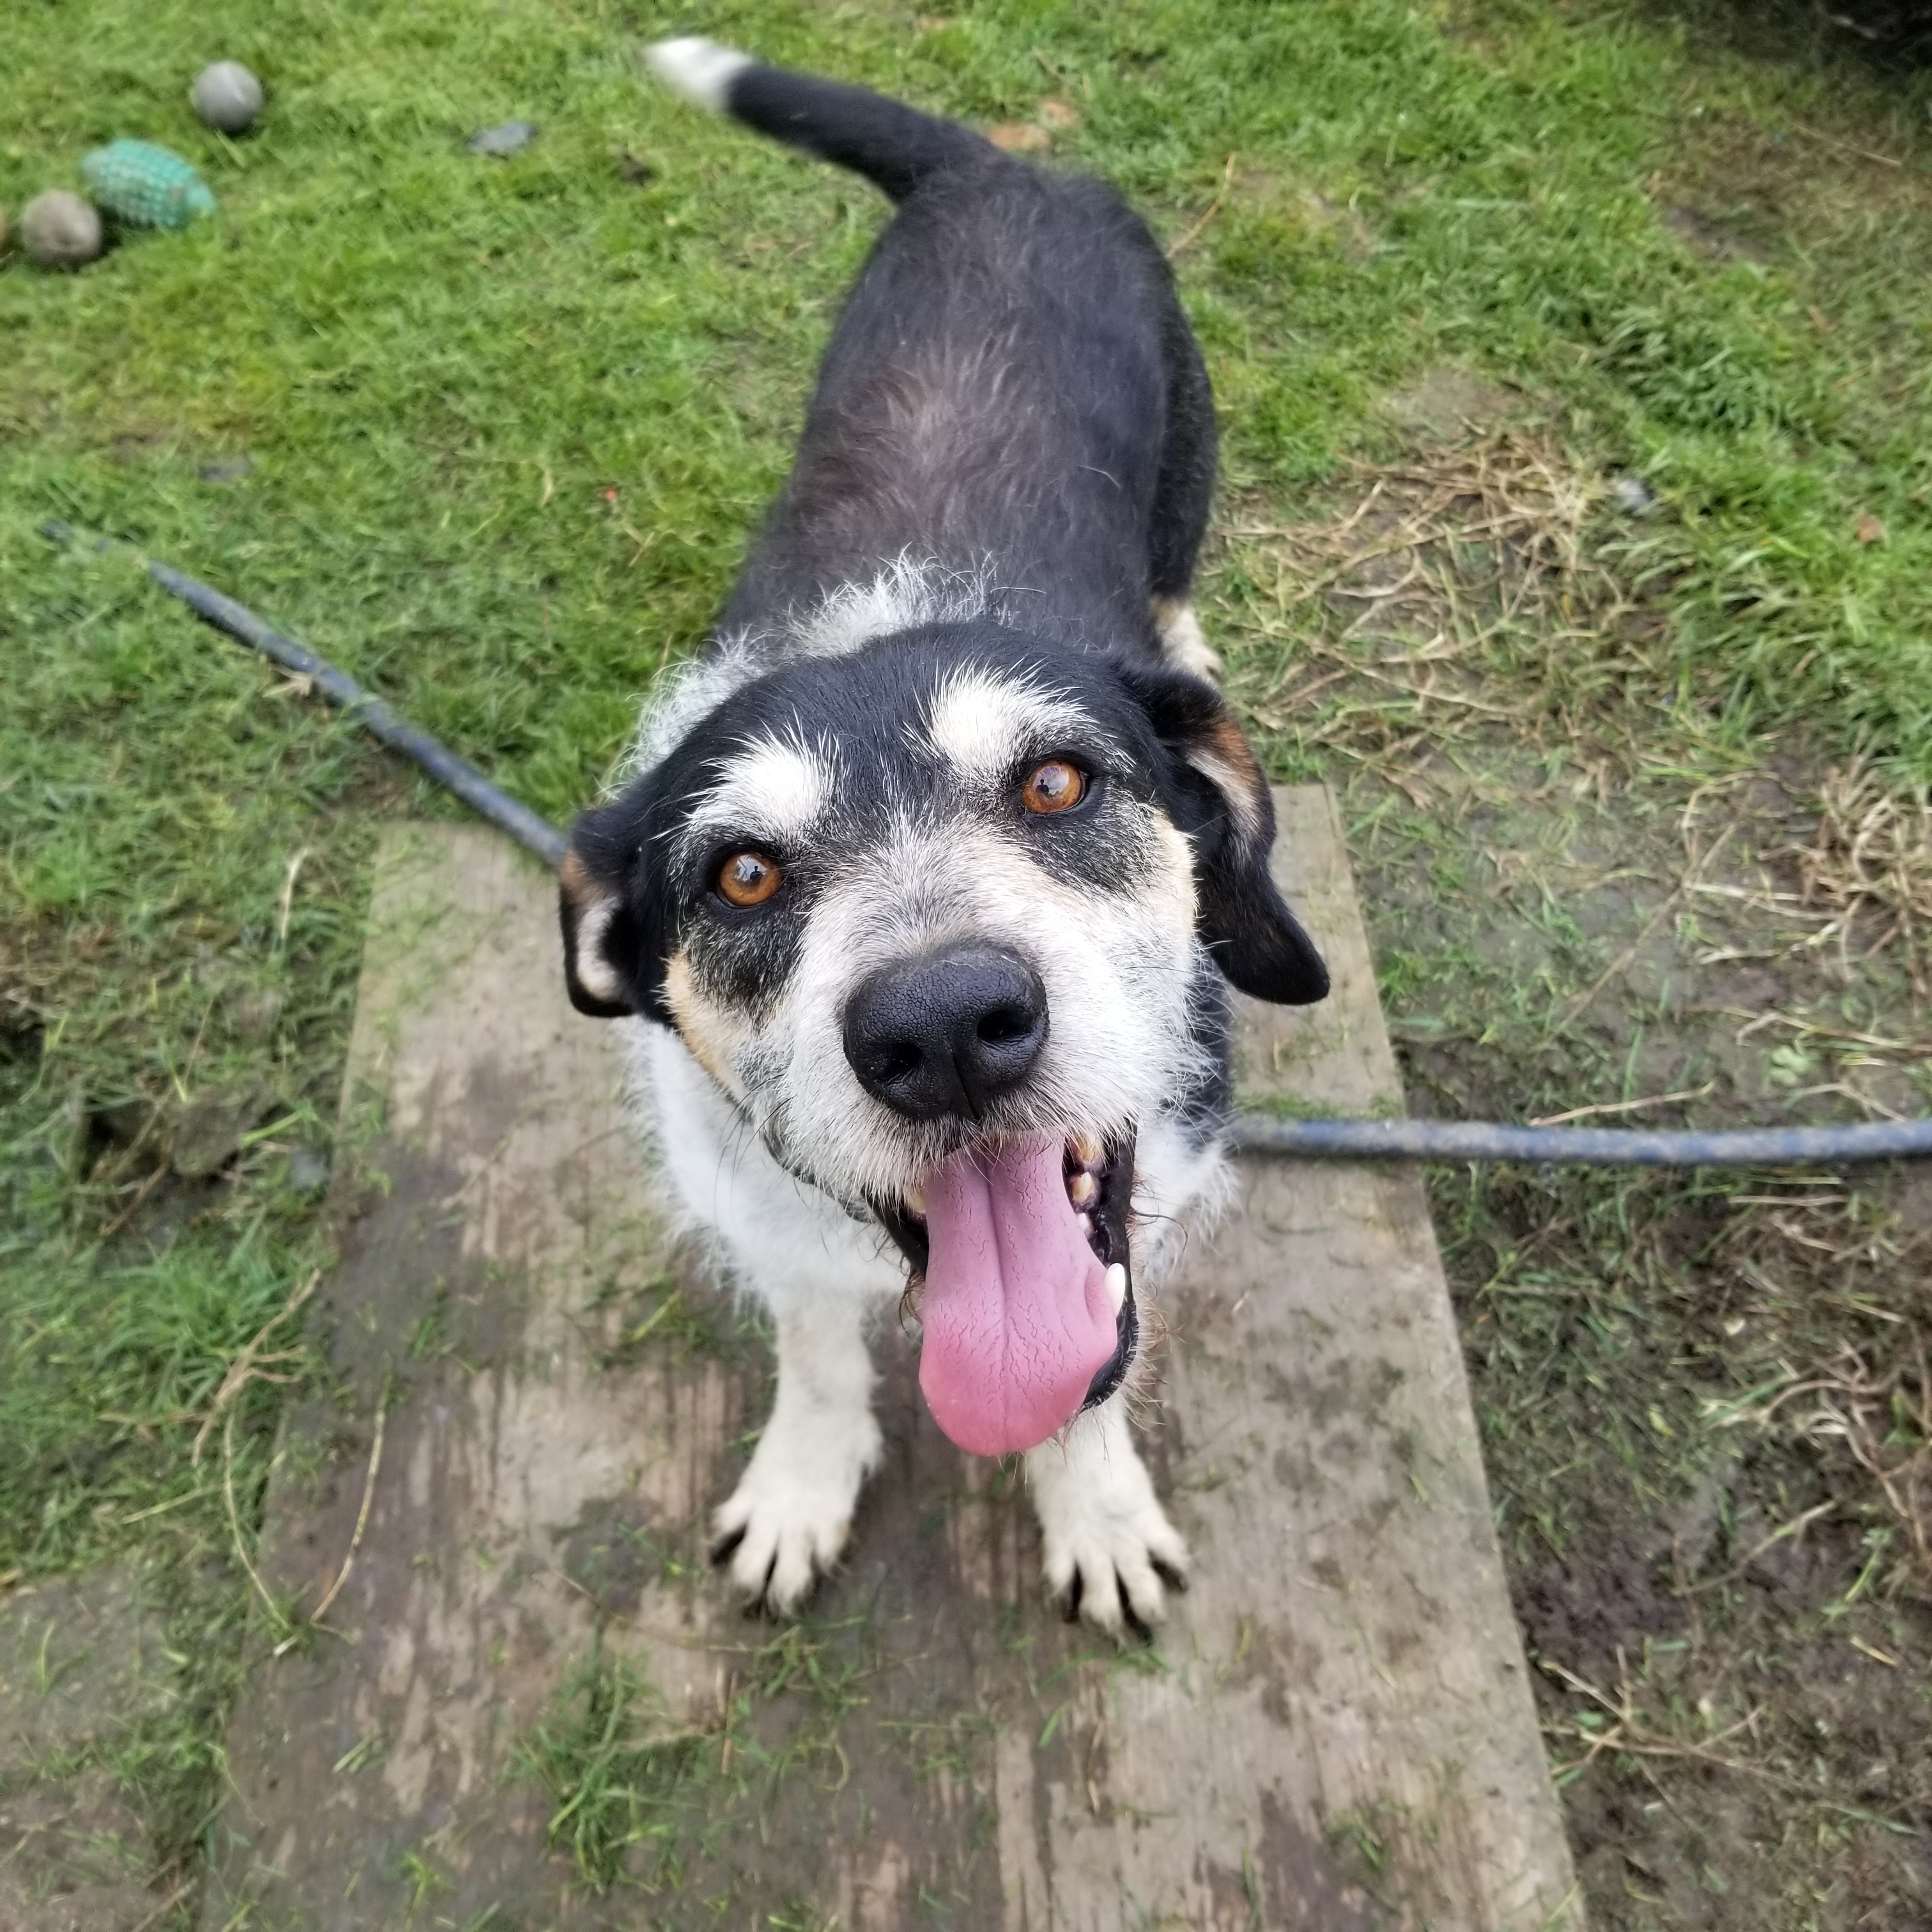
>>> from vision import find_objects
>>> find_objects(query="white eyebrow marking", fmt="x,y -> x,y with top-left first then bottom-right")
686,733 -> 834,849
919,668 -> 1091,785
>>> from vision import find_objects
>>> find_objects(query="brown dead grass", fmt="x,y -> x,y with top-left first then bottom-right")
1793,759 -> 1932,994
1216,434 -> 1659,804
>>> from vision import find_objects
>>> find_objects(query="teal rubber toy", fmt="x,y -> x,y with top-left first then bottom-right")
80,140 -> 217,229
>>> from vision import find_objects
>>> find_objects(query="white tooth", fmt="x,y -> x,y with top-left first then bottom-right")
906,1185 -> 926,1217
1068,1169 -> 1098,1210
1070,1131 -> 1102,1168
1106,1263 -> 1127,1314
1075,1212 -> 1093,1238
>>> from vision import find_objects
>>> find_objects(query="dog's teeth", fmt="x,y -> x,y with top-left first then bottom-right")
906,1184 -> 925,1218
1106,1263 -> 1127,1314
1069,1130 -> 1103,1169
1067,1169 -> 1098,1210
1075,1211 -> 1093,1239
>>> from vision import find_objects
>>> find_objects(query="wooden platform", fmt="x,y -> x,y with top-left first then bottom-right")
204,789 -> 1581,1931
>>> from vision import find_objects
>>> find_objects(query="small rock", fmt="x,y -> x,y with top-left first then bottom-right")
191,60 -> 265,135
286,1147 -> 330,1197
1855,513 -> 1887,546
169,1087 -> 265,1179
228,982 -> 282,1033
466,120 -> 538,157
987,122 -> 1051,153
1611,473 -> 1656,514
20,190 -> 103,269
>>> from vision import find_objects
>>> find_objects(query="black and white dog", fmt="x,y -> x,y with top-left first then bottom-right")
560,40 -> 1328,1634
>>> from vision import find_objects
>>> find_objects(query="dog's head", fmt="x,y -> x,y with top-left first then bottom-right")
562,620 -> 1325,1457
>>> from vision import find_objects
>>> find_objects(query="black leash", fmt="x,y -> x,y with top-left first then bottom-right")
42,522 -> 566,869
52,520 -> 1930,1169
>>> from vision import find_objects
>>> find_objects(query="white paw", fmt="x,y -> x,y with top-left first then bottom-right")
1026,1404 -> 1190,1638
710,1406 -> 882,1612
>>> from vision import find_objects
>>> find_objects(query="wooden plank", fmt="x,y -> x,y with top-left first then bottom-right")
206,792 -> 1580,1931
1013,785 -> 1581,1929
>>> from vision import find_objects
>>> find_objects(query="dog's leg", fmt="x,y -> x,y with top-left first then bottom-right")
1151,595 -> 1223,682
638,1027 -> 893,1611
1025,1392 -> 1190,1636
711,1291 -> 884,1610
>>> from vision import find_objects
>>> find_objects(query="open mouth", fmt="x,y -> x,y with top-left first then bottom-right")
875,1129 -> 1138,1458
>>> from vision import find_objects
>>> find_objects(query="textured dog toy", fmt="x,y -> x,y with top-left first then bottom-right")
80,141 -> 217,229
192,61 -> 264,134
20,190 -> 103,268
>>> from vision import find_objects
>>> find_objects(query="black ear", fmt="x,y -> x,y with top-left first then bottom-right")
1121,663 -> 1329,1006
558,797 -> 671,1022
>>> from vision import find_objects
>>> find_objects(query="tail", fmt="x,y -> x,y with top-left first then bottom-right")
646,37 -> 994,203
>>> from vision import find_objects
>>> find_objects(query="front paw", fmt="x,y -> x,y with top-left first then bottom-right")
1028,1419 -> 1190,1638
710,1410 -> 882,1613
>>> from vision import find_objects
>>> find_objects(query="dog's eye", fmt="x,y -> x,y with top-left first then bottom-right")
1020,760 -> 1087,816
716,850 -> 782,908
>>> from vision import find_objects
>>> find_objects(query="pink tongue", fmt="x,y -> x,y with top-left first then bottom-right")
917,1137 -> 1117,1458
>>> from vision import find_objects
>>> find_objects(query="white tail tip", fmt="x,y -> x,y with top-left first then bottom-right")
646,36 -> 751,113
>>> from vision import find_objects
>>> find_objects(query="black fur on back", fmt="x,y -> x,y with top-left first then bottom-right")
710,59 -> 1216,659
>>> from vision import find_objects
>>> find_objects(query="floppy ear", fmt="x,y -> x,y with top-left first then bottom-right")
1121,663 -> 1329,1006
558,799 -> 671,1022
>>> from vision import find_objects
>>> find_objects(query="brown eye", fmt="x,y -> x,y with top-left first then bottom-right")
716,850 -> 781,908
1020,760 -> 1087,815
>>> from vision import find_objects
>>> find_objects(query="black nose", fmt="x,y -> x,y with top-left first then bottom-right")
843,942 -> 1048,1121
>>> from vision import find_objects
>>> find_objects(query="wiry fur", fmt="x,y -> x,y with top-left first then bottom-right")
559,45 -> 1328,1633
628,556 -> 1002,774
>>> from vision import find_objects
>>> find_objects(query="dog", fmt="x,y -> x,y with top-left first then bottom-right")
559,39 -> 1328,1636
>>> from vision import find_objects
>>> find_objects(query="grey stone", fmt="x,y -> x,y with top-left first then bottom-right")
1612,473 -> 1657,514
466,120 -> 537,157
190,61 -> 264,135
286,1147 -> 329,1195
20,192 -> 102,270
168,1086 -> 264,1179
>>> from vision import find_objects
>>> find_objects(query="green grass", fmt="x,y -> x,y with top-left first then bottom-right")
4,0 -> 1932,1923
517,1618 -> 871,1894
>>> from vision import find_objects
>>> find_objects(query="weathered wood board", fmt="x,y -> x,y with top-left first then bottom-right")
204,791 -> 1581,1931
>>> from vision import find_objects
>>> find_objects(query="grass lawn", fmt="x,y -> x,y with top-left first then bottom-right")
4,1 -> 1931,1925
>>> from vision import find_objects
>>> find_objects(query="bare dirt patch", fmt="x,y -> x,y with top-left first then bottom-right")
0,1567 -> 184,1931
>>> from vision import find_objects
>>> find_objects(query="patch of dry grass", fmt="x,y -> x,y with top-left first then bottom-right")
1215,436 -> 1662,803
1795,760 -> 1932,993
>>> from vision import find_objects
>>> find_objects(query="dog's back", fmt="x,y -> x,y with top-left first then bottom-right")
649,40 -> 1216,660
